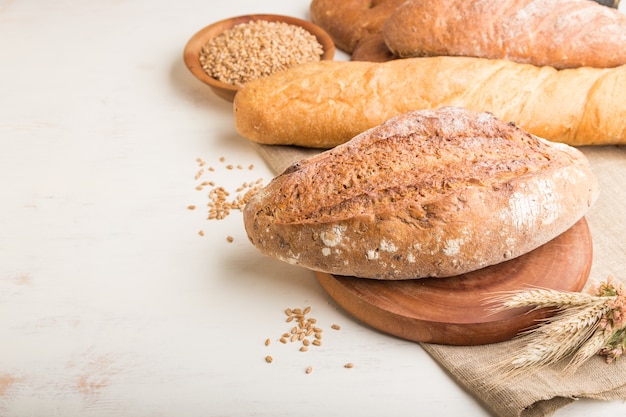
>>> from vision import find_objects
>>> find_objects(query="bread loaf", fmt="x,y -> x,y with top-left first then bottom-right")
352,33 -> 396,62
233,57 -> 626,148
309,0 -> 622,63
243,107 -> 599,280
309,0 -> 405,54
383,0 -> 626,69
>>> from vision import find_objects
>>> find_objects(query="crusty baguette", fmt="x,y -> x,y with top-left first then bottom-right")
383,0 -> 626,69
233,57 -> 626,148
243,107 -> 599,280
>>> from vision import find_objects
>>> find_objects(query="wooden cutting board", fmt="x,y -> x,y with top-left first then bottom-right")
314,217 -> 592,346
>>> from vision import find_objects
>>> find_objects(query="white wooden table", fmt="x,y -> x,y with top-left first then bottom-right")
1,1 -> 625,416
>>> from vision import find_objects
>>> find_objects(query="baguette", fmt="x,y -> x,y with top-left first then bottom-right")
243,107 -> 599,280
233,57 -> 626,148
383,0 -> 626,69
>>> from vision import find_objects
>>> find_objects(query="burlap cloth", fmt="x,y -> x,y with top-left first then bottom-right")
252,142 -> 626,417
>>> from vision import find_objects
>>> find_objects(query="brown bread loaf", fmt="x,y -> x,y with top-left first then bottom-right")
309,0 -> 405,54
383,0 -> 626,69
233,57 -> 626,148
309,0 -> 621,63
243,107 -> 599,280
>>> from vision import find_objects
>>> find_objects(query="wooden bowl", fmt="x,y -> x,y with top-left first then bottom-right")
183,14 -> 336,102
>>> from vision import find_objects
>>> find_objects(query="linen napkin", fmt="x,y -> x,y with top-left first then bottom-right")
251,142 -> 626,417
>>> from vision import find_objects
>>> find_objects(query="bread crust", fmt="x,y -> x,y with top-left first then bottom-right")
352,33 -> 397,62
384,0 -> 626,69
243,107 -> 599,280
234,57 -> 626,148
309,0 -> 404,54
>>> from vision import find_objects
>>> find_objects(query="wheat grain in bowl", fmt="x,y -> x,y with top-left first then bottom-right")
183,14 -> 335,102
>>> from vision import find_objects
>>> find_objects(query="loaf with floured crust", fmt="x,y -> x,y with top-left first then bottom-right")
384,0 -> 626,69
233,57 -> 626,148
310,0 -> 622,63
243,107 -> 599,280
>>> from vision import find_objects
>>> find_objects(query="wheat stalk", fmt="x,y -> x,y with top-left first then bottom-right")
490,278 -> 626,377
532,302 -> 612,334
565,328 -> 611,373
486,287 -> 602,314
502,303 -> 609,372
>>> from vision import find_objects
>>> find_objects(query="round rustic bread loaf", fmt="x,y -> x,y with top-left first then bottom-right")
243,107 -> 599,280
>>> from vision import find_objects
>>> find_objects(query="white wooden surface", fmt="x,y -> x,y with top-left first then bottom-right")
0,1 -> 625,416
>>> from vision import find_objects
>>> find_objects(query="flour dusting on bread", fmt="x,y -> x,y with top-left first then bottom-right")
243,107 -> 599,280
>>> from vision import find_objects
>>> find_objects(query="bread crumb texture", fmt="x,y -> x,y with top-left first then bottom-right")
243,107 -> 598,280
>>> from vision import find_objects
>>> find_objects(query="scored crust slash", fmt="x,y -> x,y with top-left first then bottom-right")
242,107 -> 599,281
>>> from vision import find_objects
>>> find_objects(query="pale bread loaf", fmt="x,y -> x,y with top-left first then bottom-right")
233,57 -> 626,148
243,107 -> 599,280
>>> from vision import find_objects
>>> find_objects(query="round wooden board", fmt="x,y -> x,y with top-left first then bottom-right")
314,218 -> 593,346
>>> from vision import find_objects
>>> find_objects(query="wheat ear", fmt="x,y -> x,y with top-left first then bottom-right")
564,328 -> 611,373
486,287 -> 601,314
